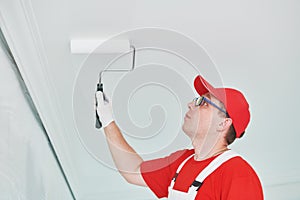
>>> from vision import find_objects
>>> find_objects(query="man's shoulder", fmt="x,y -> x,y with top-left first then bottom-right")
141,149 -> 193,172
219,154 -> 259,178
161,149 -> 194,167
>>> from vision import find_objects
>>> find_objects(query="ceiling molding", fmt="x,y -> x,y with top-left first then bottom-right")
0,0 -> 79,197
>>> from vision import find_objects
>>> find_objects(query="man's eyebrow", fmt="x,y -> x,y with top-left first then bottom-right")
204,93 -> 211,99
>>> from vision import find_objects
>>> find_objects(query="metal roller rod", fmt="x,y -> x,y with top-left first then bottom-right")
95,45 -> 136,129
98,45 -> 136,84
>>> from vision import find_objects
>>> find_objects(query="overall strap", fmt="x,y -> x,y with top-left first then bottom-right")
176,154 -> 194,173
192,150 -> 240,191
170,154 -> 194,189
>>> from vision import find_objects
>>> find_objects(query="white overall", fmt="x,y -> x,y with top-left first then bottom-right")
167,150 -> 240,200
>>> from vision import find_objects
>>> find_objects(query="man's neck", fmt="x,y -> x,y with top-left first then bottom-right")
193,141 -> 228,161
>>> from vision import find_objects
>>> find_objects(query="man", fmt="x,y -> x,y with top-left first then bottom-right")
95,75 -> 264,199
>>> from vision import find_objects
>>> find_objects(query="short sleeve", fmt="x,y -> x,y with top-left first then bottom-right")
140,149 -> 191,198
220,158 -> 264,200
226,176 -> 264,199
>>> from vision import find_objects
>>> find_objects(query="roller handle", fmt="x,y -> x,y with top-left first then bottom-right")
95,83 -> 103,129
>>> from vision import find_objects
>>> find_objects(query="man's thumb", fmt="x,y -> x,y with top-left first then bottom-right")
96,91 -> 104,104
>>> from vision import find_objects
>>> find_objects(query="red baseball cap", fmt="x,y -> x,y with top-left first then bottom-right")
194,75 -> 250,138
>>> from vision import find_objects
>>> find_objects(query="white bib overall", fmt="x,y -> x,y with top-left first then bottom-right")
167,150 -> 240,200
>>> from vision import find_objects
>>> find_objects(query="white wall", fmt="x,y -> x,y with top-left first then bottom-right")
0,30 -> 73,199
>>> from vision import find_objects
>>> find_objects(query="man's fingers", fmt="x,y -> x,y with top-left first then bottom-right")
96,91 -> 111,105
94,91 -> 113,128
96,91 -> 104,104
103,92 -> 110,103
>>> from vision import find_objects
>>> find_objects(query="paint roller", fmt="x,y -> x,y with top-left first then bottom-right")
71,39 -> 136,129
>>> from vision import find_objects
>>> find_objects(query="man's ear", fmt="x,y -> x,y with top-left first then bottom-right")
217,118 -> 233,132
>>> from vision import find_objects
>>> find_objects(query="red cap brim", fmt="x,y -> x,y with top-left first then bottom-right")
194,75 -> 227,106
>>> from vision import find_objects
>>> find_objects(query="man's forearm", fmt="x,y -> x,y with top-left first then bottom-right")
104,121 -> 146,186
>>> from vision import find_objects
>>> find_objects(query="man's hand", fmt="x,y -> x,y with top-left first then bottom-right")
95,91 -> 114,128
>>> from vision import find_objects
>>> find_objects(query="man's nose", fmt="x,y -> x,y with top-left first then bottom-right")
188,101 -> 194,109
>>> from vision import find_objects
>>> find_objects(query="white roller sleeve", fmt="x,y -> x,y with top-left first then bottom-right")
70,39 -> 130,54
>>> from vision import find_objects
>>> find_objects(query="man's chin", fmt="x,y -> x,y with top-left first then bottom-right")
182,124 -> 188,134
182,125 -> 195,139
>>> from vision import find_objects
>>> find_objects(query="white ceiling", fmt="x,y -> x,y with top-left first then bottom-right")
1,0 -> 300,199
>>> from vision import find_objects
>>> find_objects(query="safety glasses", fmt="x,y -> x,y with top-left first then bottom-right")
193,96 -> 228,116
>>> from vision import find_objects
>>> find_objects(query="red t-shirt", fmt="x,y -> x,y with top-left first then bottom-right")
141,149 -> 263,199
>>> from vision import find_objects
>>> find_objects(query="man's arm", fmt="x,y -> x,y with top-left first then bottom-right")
95,91 -> 147,186
104,122 -> 147,186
